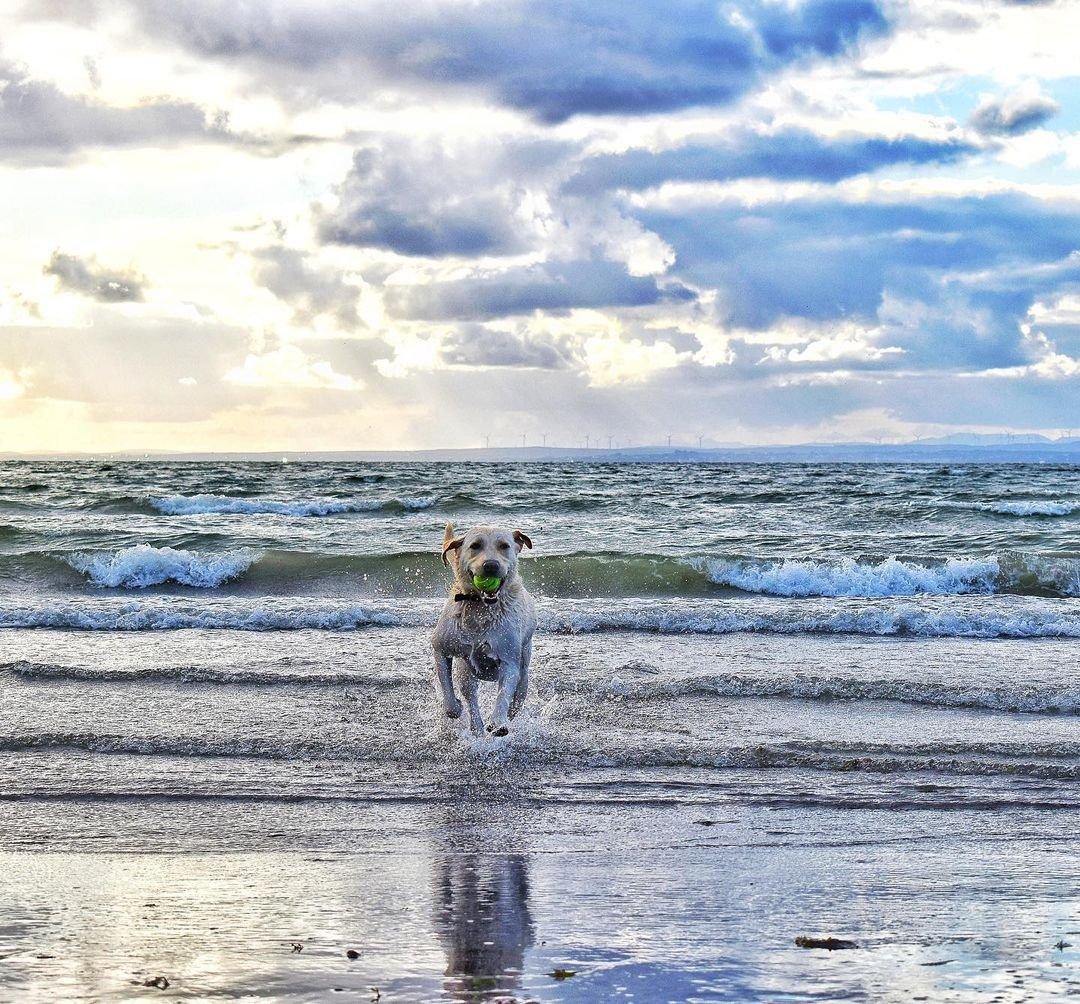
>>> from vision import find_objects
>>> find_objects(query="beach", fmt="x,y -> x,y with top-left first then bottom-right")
2,460 -> 1080,1001
3,800 -> 1079,1002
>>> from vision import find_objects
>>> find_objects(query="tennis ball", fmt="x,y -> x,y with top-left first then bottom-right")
473,575 -> 502,593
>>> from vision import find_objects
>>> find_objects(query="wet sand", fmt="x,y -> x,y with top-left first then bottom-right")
2,794 -> 1079,1003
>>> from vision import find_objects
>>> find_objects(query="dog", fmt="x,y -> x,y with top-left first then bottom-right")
431,522 -> 536,736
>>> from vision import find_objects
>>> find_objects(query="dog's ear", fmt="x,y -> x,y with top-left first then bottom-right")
512,530 -> 533,553
442,522 -> 464,566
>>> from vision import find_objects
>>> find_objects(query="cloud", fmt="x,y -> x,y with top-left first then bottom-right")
0,314 -> 250,420
567,128 -> 979,193
638,191 -> 1080,374
439,325 -> 580,369
251,246 -> 361,328
88,0 -> 891,123
224,343 -> 362,390
318,137 -> 569,258
0,365 -> 31,401
0,61 -> 230,165
8,0 -> 1080,448
386,258 -> 693,321
43,251 -> 146,303
970,83 -> 1060,136
754,0 -> 888,59
644,192 -> 1080,320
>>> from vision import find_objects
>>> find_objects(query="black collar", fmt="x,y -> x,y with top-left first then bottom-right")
455,592 -> 498,604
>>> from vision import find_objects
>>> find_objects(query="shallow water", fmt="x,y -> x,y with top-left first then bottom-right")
1,461 -> 1079,1001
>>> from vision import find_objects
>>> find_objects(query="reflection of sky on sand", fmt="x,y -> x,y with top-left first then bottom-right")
1,795 -> 1079,1001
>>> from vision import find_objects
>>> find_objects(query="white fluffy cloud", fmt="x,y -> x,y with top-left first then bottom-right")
224,344 -> 362,390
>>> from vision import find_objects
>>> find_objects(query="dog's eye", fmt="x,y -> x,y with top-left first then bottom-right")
469,541 -> 482,550
498,542 -> 510,550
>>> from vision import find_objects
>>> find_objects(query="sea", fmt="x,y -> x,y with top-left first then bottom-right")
2,460 -> 1079,1002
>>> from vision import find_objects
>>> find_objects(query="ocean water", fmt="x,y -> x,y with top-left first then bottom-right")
2,460 -> 1080,1002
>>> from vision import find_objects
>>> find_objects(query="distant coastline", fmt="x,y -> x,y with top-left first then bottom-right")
4,435 -> 1080,464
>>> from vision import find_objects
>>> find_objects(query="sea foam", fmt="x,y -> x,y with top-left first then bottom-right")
600,671 -> 1080,715
0,597 -> 403,629
4,594 -> 1079,637
958,500 -> 1079,517
700,555 -> 1000,597
65,545 -> 258,588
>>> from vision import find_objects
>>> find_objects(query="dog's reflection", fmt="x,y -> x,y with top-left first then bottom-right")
434,851 -> 533,1000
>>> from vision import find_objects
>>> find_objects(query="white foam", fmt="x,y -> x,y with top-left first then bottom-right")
0,597 -> 405,630
700,555 -> 1000,597
538,597 -> 1080,638
151,494 -> 436,516
65,545 -> 259,588
4,594 -> 1079,638
959,501 -> 1079,517
400,497 -> 437,510
603,672 -> 1080,715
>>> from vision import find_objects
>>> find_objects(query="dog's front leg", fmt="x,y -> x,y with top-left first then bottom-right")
433,649 -> 463,719
487,659 -> 521,737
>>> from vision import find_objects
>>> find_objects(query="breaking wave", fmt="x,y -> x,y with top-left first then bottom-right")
64,545 -> 259,588
697,553 -> 1080,598
699,555 -> 1002,597
956,500 -> 1080,517
10,547 -> 1080,599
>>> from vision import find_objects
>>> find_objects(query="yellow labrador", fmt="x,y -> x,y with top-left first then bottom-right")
431,522 -> 535,736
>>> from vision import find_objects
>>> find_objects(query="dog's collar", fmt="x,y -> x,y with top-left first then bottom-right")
454,592 -> 499,605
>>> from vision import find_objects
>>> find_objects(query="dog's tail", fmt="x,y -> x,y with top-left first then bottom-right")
441,522 -> 461,566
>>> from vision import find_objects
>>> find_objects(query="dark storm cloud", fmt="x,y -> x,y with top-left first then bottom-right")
43,251 -> 146,303
251,246 -> 361,328
0,61 -> 229,164
100,0 -> 890,123
317,137 -> 570,258
969,89 -> 1060,136
639,192 -> 1080,370
566,128 -> 979,194
440,325 -> 580,369
386,259 -> 693,321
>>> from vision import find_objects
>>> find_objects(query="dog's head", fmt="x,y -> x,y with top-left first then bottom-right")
442,522 -> 532,599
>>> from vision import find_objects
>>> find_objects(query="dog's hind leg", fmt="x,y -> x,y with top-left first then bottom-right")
453,657 -> 485,736
487,659 -> 521,737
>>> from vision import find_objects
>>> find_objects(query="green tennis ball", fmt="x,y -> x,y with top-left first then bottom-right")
473,575 -> 502,593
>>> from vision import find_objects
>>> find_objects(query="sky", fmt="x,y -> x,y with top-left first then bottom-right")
1,0 -> 1079,453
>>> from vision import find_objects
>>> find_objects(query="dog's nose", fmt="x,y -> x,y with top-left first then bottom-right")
481,559 -> 501,577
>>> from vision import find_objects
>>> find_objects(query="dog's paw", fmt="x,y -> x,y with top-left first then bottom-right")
486,722 -> 509,737
443,698 -> 463,719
